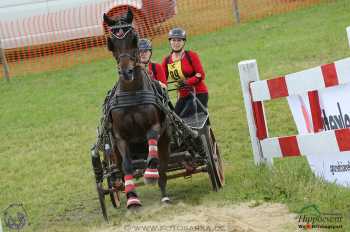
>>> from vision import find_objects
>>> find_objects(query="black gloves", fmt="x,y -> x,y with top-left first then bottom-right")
176,80 -> 187,89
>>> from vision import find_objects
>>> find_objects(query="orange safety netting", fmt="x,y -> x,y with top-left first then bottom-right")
0,0 -> 324,78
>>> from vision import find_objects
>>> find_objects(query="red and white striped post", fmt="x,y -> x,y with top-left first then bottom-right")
239,57 -> 350,165
238,60 -> 268,165
239,27 -> 350,168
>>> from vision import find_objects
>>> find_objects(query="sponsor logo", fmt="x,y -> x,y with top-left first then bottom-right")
321,102 -> 350,131
297,204 -> 342,230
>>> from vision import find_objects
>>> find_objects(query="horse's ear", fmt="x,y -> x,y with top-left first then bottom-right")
126,7 -> 133,24
103,13 -> 115,26
107,37 -> 113,51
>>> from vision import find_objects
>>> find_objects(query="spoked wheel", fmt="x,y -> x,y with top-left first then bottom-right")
200,134 -> 219,191
107,177 -> 122,208
201,125 -> 224,191
96,182 -> 108,222
207,127 -> 225,188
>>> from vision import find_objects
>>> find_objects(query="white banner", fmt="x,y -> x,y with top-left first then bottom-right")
287,83 -> 350,187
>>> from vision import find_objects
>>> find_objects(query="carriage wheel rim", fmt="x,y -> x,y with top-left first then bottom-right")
214,142 -> 225,185
96,182 -> 108,222
201,135 -> 219,191
209,128 -> 224,186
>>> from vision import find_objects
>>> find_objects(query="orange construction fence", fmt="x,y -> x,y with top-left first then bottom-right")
0,0 -> 324,78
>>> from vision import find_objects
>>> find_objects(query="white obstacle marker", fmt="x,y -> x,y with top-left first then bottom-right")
347,26 -> 350,48
238,58 -> 350,165
238,60 -> 268,165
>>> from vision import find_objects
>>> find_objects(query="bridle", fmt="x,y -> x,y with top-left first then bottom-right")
107,22 -> 139,64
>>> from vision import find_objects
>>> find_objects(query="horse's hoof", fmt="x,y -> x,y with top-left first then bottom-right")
127,197 -> 142,209
161,197 -> 171,204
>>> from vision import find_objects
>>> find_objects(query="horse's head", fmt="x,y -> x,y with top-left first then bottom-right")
104,8 -> 139,81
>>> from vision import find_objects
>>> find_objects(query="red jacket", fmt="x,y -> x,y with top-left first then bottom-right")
148,62 -> 167,85
162,50 -> 208,97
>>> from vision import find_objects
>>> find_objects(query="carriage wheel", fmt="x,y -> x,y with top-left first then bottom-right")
207,127 -> 225,188
96,182 -> 109,222
200,134 -> 219,191
202,125 -> 224,190
107,177 -> 122,208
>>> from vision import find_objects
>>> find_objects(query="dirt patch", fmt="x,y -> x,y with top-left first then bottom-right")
92,202 -> 298,232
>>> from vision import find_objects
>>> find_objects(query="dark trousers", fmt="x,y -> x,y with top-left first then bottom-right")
175,93 -> 208,118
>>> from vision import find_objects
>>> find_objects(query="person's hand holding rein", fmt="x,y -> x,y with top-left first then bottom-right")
158,81 -> 167,89
176,79 -> 187,89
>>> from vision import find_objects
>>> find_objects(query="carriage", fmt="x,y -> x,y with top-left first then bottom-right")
90,8 -> 224,221
91,87 -> 224,221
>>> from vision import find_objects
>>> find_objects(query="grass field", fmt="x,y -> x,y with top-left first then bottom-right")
1,0 -> 350,231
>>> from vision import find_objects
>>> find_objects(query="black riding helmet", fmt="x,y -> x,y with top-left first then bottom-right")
138,38 -> 152,51
168,27 -> 186,41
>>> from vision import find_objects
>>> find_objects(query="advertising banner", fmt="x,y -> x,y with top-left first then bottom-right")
287,83 -> 350,186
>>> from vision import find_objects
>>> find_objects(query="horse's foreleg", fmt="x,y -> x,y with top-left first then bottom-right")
109,143 -> 124,191
158,134 -> 170,203
115,138 -> 142,208
144,124 -> 161,184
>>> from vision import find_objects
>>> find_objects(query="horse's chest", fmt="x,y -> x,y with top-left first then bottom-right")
113,106 -> 158,137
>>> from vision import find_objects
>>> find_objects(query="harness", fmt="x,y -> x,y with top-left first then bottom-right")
99,22 -> 176,143
105,68 -> 168,116
109,90 -> 158,111
97,69 -> 170,152
98,68 -> 198,153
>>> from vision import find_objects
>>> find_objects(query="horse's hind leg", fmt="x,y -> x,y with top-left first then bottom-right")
144,124 -> 161,184
158,134 -> 170,203
115,139 -> 142,209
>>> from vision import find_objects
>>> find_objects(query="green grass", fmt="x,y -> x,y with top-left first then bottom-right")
1,1 -> 350,231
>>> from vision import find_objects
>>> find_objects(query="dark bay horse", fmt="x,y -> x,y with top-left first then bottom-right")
103,9 -> 170,209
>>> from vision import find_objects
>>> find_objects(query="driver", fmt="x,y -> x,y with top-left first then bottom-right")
161,27 -> 208,118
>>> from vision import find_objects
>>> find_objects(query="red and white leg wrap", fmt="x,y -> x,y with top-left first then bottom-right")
124,175 -> 141,207
144,139 -> 160,180
144,168 -> 160,179
124,175 -> 136,193
148,139 -> 159,160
